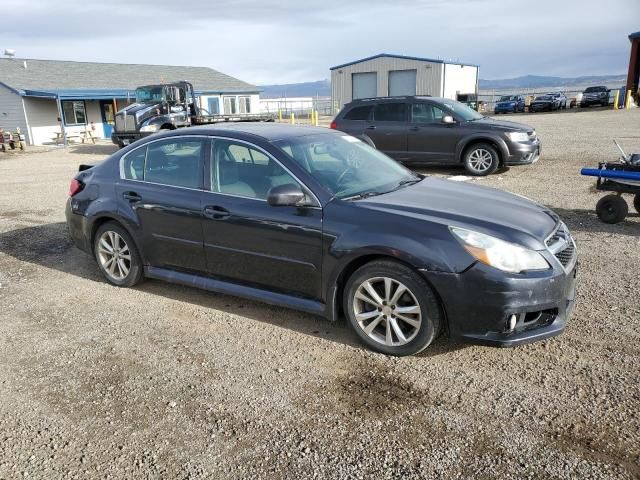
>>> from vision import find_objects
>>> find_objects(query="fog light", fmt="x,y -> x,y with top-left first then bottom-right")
508,314 -> 517,331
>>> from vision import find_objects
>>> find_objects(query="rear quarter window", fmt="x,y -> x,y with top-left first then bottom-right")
344,105 -> 372,121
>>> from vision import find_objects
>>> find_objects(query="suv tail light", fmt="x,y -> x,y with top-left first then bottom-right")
330,120 -> 337,130
69,178 -> 84,196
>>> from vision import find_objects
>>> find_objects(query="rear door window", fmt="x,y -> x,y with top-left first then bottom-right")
344,105 -> 372,121
373,103 -> 407,122
143,138 -> 204,188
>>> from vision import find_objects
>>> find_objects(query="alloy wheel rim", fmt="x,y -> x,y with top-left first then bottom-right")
353,277 -> 422,347
97,231 -> 131,281
468,148 -> 493,172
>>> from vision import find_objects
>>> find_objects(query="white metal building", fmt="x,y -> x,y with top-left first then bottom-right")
330,53 -> 478,109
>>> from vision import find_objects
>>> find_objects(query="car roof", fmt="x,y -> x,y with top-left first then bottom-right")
346,96 -> 458,106
162,123 -> 336,142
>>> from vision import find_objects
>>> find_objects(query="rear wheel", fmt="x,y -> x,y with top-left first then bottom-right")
596,195 -> 628,224
463,143 -> 500,176
344,260 -> 442,356
94,222 -> 143,287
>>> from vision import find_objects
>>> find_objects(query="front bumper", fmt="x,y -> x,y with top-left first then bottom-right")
580,98 -> 605,107
504,141 -> 541,165
494,104 -> 516,113
111,131 -> 152,146
421,260 -> 577,347
529,103 -> 553,112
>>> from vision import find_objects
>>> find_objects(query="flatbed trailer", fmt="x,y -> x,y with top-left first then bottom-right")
112,81 -> 274,147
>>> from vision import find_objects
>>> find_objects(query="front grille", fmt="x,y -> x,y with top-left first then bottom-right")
555,241 -> 575,267
115,115 -> 125,132
546,223 -> 576,270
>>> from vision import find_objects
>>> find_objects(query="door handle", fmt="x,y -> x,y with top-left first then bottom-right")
123,191 -> 141,202
365,125 -> 376,130
203,205 -> 230,220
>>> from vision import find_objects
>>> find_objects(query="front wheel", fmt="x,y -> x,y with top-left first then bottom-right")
463,143 -> 500,176
94,222 -> 143,287
596,195 -> 628,224
344,260 -> 442,356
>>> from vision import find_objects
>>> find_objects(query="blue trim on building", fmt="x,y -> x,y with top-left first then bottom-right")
330,53 -> 478,70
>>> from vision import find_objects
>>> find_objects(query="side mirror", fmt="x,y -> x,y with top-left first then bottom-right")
441,115 -> 456,125
267,183 -> 305,207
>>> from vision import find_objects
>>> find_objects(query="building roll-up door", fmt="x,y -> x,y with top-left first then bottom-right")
352,72 -> 378,99
388,69 -> 417,96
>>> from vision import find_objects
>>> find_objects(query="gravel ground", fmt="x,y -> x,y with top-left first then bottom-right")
0,109 -> 639,480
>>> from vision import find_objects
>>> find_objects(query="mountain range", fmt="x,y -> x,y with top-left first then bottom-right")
259,74 -> 626,97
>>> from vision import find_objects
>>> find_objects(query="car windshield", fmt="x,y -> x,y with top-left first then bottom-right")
273,133 -> 419,199
584,87 -> 605,93
498,96 -> 517,101
536,95 -> 551,100
135,87 -> 165,103
441,100 -> 484,121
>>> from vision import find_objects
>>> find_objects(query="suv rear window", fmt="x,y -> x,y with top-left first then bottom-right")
373,103 -> 407,122
344,105 -> 372,121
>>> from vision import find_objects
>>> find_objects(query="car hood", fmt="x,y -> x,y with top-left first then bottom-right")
357,177 -> 558,250
472,117 -> 534,132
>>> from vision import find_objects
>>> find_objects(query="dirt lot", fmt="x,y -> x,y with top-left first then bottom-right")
0,109 -> 639,480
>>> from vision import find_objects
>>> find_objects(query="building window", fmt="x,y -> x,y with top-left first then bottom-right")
224,96 -> 237,114
61,100 -> 87,125
239,96 -> 251,114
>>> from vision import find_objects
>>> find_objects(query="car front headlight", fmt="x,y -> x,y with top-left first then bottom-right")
505,131 -> 529,142
450,226 -> 549,273
140,124 -> 160,133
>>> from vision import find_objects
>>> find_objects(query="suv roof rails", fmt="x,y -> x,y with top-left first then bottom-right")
350,95 -> 431,103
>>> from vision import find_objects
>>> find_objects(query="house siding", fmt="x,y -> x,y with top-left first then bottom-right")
23,98 -> 107,145
0,84 -> 29,142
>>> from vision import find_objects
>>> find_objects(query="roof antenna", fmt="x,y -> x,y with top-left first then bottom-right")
4,49 -> 16,59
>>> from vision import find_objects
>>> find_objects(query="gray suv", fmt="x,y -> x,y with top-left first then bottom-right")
331,96 -> 541,176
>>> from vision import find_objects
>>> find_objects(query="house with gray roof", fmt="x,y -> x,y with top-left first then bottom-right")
0,58 -> 260,145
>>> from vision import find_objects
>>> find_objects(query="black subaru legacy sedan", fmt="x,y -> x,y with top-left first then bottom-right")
66,124 -> 577,356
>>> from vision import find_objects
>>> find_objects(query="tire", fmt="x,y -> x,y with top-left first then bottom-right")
634,194 -> 640,214
596,195 -> 628,224
94,221 -> 143,287
463,143 -> 500,176
343,260 -> 442,356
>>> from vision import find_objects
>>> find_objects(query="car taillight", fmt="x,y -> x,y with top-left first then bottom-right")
69,178 -> 83,196
330,120 -> 337,129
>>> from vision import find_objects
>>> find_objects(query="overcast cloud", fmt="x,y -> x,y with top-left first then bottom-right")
3,0 -> 638,84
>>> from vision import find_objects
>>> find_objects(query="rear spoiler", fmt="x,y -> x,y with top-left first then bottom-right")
78,164 -> 94,172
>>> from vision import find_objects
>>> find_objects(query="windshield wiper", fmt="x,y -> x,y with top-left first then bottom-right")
341,190 -> 384,201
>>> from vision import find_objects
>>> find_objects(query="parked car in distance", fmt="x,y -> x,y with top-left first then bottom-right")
580,86 -> 610,107
494,95 -> 526,114
529,94 -> 559,112
548,92 -> 567,109
331,96 -> 540,176
66,124 -> 576,356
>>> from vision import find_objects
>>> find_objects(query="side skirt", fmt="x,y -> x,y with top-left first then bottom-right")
145,266 -> 328,318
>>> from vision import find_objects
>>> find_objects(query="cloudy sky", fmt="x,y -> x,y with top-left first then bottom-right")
4,0 -> 638,85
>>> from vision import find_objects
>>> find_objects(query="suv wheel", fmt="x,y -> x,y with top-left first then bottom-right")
463,143 -> 500,176
94,222 -> 143,287
344,260 -> 442,356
